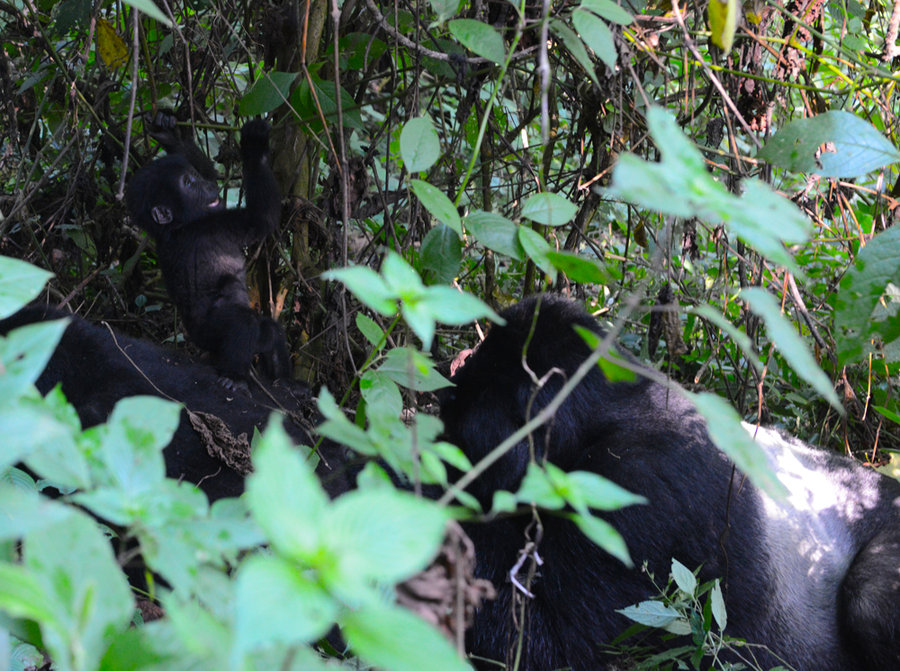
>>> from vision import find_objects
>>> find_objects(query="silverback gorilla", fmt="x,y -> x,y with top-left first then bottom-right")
440,295 -> 900,671
125,114 -> 288,387
0,306 -> 347,501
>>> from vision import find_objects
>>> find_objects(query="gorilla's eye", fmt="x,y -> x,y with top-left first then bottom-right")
181,173 -> 195,189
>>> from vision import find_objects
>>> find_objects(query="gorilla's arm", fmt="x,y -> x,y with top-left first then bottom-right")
147,111 -> 218,181
236,119 -> 281,244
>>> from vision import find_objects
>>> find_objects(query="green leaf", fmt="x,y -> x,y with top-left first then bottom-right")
758,111 -> 900,178
465,210 -> 525,260
121,0 -> 172,26
401,118 -> 442,173
580,0 -> 633,25
24,513 -> 134,671
0,319 -> 68,399
317,387 -> 378,455
100,396 -> 181,493
360,370 -> 403,419
710,581 -> 727,631
246,420 -> 328,560
707,0 -> 738,52
0,484 -> 70,540
356,312 -> 386,349
324,266 -> 398,316
382,250 -> 426,299
516,463 -> 567,510
617,600 -> 682,628
670,558 -> 697,595
607,108 -> 811,274
546,251 -> 609,284
0,257 -> 52,320
420,225 -> 463,285
429,0 -> 460,22
410,180 -> 461,235
742,287 -> 841,410
548,19 -> 600,87
572,9 -> 617,68
518,227 -> 558,283
326,489 -> 448,586
343,601 -> 471,671
290,74 -> 364,132
0,562 -> 57,623
379,347 -> 453,392
690,392 -> 788,500
566,470 -> 646,510
238,72 -> 298,116
447,19 -> 506,64
15,392 -> 87,488
521,192 -> 577,227
234,554 -> 338,658
422,285 -> 503,325
574,326 -> 637,382
570,512 -> 632,566
834,225 -> 900,365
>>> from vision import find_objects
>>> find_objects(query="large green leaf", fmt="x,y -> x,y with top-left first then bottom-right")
572,9 -> 617,68
521,192 -> 577,227
238,72 -> 298,116
246,421 -> 328,561
23,513 -> 134,671
420,225 -> 462,285
690,392 -> 787,500
758,111 -> 900,178
234,554 -> 338,658
580,0 -> 633,24
343,601 -> 471,671
401,118 -> 441,173
410,180 -> 461,235
465,210 -> 525,260
326,488 -> 448,586
834,225 -> 900,365
0,256 -> 52,320
447,19 -> 505,64
518,227 -> 558,282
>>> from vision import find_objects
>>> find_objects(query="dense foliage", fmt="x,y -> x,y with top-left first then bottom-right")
1,0 -> 900,668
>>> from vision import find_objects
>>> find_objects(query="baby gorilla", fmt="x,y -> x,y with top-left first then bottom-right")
442,294 -> 900,671
126,114 -> 289,388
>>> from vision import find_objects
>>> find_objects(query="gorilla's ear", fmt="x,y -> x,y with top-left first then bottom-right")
151,205 -> 174,225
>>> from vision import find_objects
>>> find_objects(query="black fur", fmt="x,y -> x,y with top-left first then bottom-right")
0,306 -> 348,501
126,114 -> 288,384
441,294 -> 900,671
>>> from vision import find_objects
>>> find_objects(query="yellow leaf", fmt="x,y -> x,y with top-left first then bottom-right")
97,19 -> 129,69
877,452 -> 900,480
708,0 -> 739,53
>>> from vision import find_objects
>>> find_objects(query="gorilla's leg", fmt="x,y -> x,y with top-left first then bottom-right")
840,526 -> 900,669
257,316 -> 291,379
206,304 -> 261,387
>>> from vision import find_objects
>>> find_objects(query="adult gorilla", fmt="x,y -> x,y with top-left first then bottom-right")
0,306 -> 348,501
440,294 -> 900,671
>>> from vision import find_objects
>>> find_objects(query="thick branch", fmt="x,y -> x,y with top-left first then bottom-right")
885,0 -> 900,61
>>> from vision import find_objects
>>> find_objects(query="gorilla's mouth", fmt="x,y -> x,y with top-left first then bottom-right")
209,198 -> 221,208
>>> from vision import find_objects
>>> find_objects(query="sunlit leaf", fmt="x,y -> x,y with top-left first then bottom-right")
708,0 -> 739,52
758,111 -> 900,178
